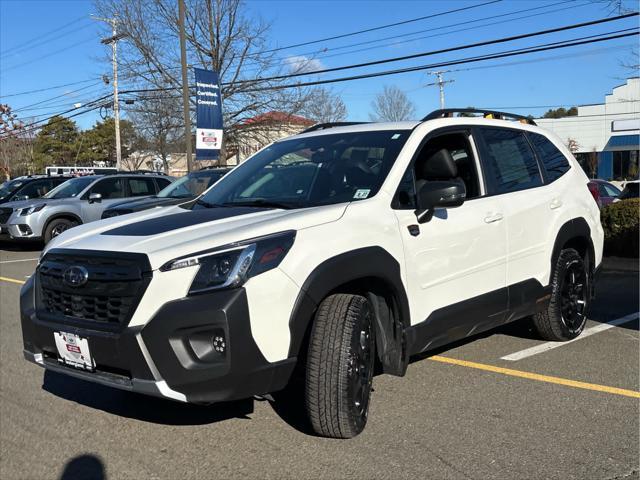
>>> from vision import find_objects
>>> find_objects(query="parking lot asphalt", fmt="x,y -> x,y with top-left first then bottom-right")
0,243 -> 638,480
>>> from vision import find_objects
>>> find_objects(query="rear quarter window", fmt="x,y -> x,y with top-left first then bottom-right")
528,132 -> 571,182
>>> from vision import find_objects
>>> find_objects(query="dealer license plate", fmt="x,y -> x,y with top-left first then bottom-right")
54,332 -> 95,371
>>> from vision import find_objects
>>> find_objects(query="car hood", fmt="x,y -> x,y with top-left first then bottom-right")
0,197 -> 54,210
107,196 -> 192,212
46,203 -> 348,270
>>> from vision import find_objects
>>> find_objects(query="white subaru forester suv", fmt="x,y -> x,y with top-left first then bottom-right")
21,109 -> 603,439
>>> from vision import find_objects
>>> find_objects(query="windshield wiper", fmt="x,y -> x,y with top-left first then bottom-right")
221,199 -> 298,210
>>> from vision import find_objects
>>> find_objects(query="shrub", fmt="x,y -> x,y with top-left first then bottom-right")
600,198 -> 639,258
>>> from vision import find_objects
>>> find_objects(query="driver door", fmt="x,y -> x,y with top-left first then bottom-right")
81,177 -> 126,222
393,128 -> 508,352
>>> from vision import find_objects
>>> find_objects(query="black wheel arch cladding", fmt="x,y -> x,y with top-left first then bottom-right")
551,217 -> 595,273
288,246 -> 410,377
45,213 -> 83,230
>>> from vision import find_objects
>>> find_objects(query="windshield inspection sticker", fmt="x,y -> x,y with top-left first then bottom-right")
353,189 -> 370,199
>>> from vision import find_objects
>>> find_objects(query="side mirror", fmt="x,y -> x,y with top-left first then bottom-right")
88,193 -> 102,203
416,180 -> 466,223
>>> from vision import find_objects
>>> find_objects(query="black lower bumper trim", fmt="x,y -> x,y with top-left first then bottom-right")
21,276 -> 297,404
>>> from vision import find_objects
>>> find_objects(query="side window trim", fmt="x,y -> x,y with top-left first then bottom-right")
467,129 -> 487,197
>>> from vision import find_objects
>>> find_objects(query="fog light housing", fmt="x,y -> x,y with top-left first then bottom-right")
18,224 -> 32,235
186,327 -> 227,363
212,334 -> 226,354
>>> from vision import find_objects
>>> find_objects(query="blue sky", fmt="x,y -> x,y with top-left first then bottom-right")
0,0 -> 638,130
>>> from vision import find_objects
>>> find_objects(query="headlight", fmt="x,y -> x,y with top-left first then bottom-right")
19,204 -> 46,216
160,230 -> 296,295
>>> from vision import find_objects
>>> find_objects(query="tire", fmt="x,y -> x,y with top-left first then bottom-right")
305,293 -> 376,439
44,218 -> 76,244
533,248 -> 589,341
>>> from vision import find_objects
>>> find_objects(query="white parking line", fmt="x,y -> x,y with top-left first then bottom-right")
501,312 -> 639,361
0,258 -> 38,264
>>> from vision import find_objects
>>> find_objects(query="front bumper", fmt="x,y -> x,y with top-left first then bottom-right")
6,222 -> 40,239
21,277 -> 296,404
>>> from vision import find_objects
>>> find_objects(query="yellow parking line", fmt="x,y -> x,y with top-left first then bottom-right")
0,276 -> 25,285
430,355 -> 640,399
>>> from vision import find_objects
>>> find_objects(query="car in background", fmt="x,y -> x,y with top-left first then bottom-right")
587,179 -> 621,208
617,180 -> 639,201
0,172 -> 172,243
0,175 -> 74,205
101,167 -> 231,219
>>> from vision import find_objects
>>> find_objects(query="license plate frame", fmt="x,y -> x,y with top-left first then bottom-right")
54,332 -> 95,371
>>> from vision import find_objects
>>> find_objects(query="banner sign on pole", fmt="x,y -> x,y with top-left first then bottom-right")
194,67 -> 223,161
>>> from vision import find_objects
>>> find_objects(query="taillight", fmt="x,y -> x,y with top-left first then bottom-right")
587,183 -> 601,207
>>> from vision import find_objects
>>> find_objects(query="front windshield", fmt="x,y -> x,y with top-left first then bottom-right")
0,179 -> 24,200
192,130 -> 410,210
44,176 -> 96,199
158,171 -> 224,198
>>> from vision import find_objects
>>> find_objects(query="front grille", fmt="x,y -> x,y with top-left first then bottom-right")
36,249 -> 152,330
0,208 -> 12,224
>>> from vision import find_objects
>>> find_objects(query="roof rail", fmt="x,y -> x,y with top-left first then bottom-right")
198,165 -> 233,171
301,122 -> 370,134
422,109 -> 537,126
124,170 -> 167,175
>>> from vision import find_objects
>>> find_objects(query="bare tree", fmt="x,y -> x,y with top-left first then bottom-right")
125,95 -> 184,171
0,105 -> 37,178
369,85 -> 416,122
95,0 -> 314,160
588,148 -> 599,179
300,88 -> 347,123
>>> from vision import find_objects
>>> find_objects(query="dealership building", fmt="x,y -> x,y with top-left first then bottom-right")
535,77 -> 639,181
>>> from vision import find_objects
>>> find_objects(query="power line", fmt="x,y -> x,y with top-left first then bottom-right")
289,0 -> 578,60
303,1 -> 591,64
238,30 -> 640,93
4,28 -> 637,139
251,13 -> 639,83
0,78 -> 103,99
0,15 -> 89,56
0,22 -> 94,60
257,0 -> 503,54
9,82 -> 104,113
0,36 -> 97,74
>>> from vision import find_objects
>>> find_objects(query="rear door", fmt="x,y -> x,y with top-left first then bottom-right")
393,127 -> 508,351
127,177 -> 157,198
476,127 -> 564,318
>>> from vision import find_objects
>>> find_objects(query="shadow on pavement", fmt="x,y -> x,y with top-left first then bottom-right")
60,454 -> 105,480
0,240 -> 43,252
42,370 -> 254,426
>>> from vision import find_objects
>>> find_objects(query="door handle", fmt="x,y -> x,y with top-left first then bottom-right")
550,198 -> 563,210
484,213 -> 504,223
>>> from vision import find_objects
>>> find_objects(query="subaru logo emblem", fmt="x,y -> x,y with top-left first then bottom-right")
62,266 -> 89,288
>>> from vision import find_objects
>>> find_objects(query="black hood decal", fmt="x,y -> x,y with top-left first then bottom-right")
101,206 -> 269,236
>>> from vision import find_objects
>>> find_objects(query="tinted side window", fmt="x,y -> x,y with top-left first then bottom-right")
480,128 -> 542,194
529,132 -> 570,182
155,177 -> 172,191
127,178 -> 156,197
16,180 -> 51,199
90,178 -> 125,199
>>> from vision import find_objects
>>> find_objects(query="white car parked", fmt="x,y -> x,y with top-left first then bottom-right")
21,109 -> 603,438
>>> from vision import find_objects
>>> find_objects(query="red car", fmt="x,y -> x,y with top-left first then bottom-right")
587,179 -> 621,208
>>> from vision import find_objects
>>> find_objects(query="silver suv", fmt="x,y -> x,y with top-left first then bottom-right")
1,173 -> 172,243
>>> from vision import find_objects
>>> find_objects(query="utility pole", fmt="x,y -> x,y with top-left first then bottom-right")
178,0 -> 193,173
93,14 -> 126,170
425,71 -> 454,109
